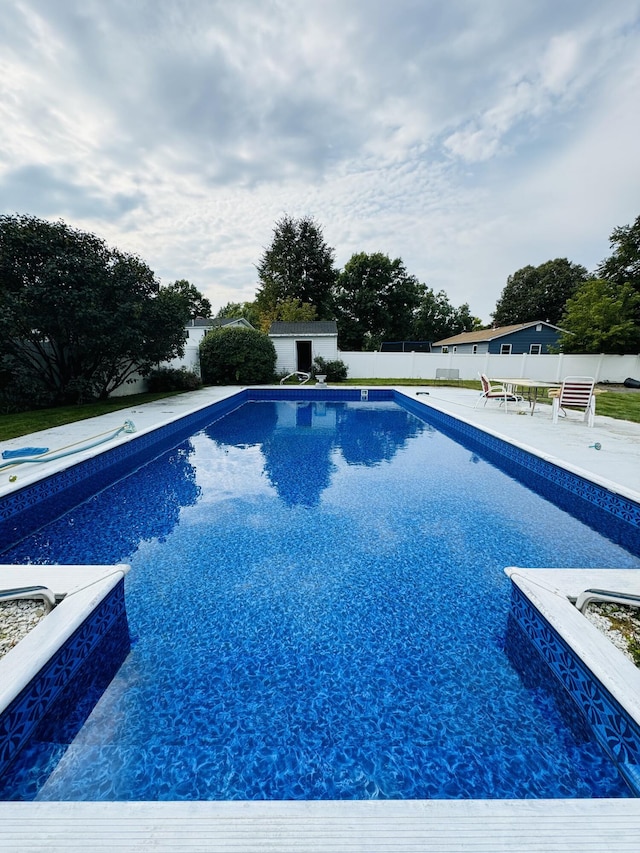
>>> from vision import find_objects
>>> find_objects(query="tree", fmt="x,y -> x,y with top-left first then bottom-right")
491,258 -> 588,327
333,252 -> 425,350
557,279 -> 640,354
256,215 -> 337,319
0,214 -> 189,404
199,326 -> 276,384
164,279 -> 212,320
597,215 -> 640,333
215,300 -> 262,328
598,214 -> 640,291
412,288 -> 480,342
258,297 -> 317,333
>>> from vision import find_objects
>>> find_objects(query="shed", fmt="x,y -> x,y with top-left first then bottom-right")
268,321 -> 339,374
431,321 -> 563,355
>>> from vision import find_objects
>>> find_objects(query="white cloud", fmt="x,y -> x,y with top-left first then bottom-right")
0,0 -> 639,323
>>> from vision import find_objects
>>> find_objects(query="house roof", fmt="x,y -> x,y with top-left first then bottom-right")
268,321 -> 338,336
186,317 -> 253,329
432,321 -> 562,347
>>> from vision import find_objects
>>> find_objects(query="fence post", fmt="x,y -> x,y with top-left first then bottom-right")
595,354 -> 604,383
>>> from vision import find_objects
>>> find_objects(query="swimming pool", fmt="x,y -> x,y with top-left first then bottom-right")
1,393 -> 639,800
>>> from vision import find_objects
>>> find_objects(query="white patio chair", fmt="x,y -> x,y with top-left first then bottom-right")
475,374 -> 524,413
551,376 -> 596,427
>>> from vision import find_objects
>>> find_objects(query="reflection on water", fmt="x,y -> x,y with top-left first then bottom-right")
205,401 -> 431,506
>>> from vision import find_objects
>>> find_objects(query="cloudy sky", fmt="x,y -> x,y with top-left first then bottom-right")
2,1 -> 639,323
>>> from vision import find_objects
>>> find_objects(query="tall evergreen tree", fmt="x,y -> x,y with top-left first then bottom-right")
256,215 -> 337,319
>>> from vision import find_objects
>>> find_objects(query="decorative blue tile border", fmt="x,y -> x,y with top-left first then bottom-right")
0,579 -> 130,785
246,388 -> 395,402
507,582 -> 640,794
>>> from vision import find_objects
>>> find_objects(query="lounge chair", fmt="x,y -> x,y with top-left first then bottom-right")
551,376 -> 596,427
475,374 -> 524,412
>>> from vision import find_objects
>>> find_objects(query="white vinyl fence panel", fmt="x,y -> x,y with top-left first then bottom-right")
338,351 -> 640,384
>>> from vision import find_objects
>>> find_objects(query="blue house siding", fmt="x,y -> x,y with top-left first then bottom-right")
487,326 -> 559,354
431,322 -> 562,355
448,342 -> 490,354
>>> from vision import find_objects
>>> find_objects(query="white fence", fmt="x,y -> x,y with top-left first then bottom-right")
112,348 -> 640,397
339,351 -> 640,384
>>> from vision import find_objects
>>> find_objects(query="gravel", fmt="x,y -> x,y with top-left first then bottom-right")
583,602 -> 640,666
0,599 -> 49,660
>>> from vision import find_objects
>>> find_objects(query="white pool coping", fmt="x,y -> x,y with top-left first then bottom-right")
0,564 -> 130,715
1,386 -> 640,849
505,567 -> 640,726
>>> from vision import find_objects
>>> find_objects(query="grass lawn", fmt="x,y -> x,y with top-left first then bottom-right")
0,392 -> 183,441
1,382 -> 639,441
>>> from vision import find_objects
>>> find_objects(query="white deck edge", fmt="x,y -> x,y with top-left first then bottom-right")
2,799 -> 640,851
505,567 -> 640,725
0,564 -> 130,714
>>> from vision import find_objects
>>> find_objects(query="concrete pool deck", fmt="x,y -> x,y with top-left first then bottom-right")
1,384 -> 640,851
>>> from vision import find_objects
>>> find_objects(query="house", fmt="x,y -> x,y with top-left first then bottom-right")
430,321 -> 563,355
268,321 -> 339,374
184,317 -> 254,345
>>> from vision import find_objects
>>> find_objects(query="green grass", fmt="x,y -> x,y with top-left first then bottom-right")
593,390 -> 640,423
0,392 -> 183,441
1,382 -> 638,442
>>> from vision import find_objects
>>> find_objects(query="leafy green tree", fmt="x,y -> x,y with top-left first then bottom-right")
0,214 -> 189,404
492,258 -> 588,326
256,215 -> 337,319
258,297 -> 317,333
558,279 -> 640,354
412,288 -> 479,342
333,252 -> 425,350
164,279 -> 211,320
199,326 -> 276,384
215,300 -> 261,328
598,214 -> 640,290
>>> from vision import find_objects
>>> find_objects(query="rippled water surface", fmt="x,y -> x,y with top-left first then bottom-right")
2,400 -> 639,800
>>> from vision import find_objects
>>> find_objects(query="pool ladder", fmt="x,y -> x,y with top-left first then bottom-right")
0,585 -> 57,612
279,372 -> 310,385
575,588 -> 640,613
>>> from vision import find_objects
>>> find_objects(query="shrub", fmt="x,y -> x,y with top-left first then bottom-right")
0,355 -> 57,413
312,356 -> 348,382
146,367 -> 202,393
199,327 -> 277,385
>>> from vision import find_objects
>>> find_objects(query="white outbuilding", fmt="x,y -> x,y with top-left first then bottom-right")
268,321 -> 339,375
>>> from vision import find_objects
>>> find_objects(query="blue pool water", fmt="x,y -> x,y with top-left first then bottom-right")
1,398 -> 640,801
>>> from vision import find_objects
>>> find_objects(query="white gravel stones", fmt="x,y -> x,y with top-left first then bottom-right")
0,599 -> 48,659
584,603 -> 640,665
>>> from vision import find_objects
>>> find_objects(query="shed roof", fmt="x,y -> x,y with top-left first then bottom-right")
268,321 -> 338,336
433,321 -> 562,347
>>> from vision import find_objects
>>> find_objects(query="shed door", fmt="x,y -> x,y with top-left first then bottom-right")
296,340 -> 312,372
